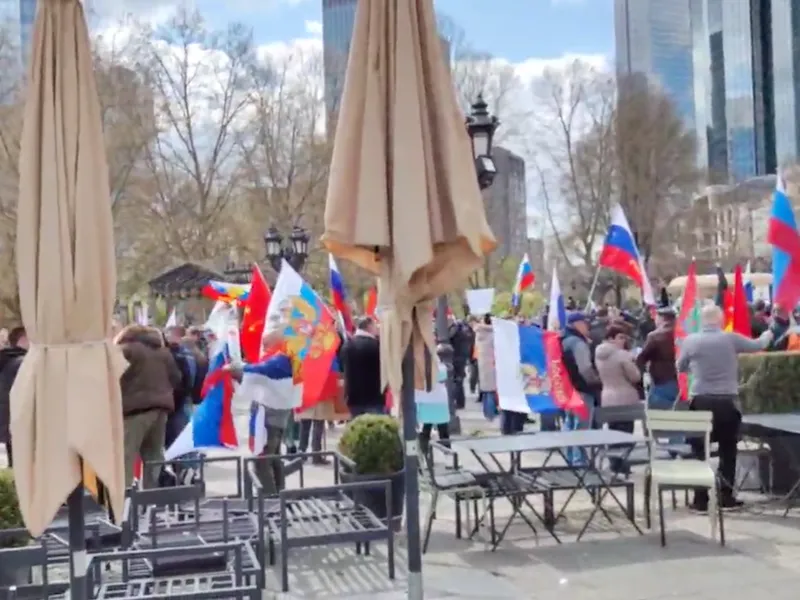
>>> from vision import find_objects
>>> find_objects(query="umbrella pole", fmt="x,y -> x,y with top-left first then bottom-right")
67,484 -> 88,598
401,331 -> 424,599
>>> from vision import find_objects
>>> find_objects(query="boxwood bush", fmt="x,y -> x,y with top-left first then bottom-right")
739,351 -> 800,414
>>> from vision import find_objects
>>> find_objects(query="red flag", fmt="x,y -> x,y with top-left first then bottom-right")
365,286 -> 377,317
732,264 -> 751,336
676,261 -> 699,401
240,264 -> 271,363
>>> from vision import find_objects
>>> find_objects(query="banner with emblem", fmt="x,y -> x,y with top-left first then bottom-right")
492,318 -> 588,419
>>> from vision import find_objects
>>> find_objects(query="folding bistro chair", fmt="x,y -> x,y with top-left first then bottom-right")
644,409 -> 725,547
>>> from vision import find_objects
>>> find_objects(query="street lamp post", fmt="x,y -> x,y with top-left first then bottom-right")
435,94 -> 499,434
264,225 -> 310,273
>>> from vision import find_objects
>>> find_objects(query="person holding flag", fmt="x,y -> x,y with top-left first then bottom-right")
637,307 -> 679,411
676,304 -> 773,511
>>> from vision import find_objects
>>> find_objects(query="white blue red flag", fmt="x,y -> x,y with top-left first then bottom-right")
547,267 -> 566,332
768,174 -> 800,309
165,345 -> 238,460
492,318 -> 588,419
328,254 -> 354,333
512,253 -> 535,309
598,205 -> 655,306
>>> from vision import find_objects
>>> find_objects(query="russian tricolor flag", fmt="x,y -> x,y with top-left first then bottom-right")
768,174 -> 800,309
328,254 -> 354,333
598,205 -> 655,306
165,345 -> 238,460
547,267 -> 566,332
493,319 -> 588,419
512,253 -> 535,309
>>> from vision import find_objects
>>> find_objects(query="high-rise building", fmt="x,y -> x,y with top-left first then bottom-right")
322,0 -> 452,132
614,0 -> 696,129
0,0 -> 38,74
482,146 -> 528,261
689,0 -> 776,180
321,0 -> 357,120
770,0 -> 800,165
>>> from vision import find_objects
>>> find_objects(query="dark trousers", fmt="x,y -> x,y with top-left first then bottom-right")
4,440 -> 11,467
452,363 -> 466,409
607,420 -> 634,474
689,394 -> 741,504
419,423 -> 450,462
468,359 -> 479,394
350,405 -> 386,418
299,419 -> 325,453
501,410 -> 527,435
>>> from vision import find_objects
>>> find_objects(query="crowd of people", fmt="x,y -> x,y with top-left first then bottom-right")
0,296 -> 792,511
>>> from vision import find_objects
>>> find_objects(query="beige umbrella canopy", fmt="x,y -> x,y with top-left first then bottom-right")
323,0 -> 496,393
10,0 -> 128,536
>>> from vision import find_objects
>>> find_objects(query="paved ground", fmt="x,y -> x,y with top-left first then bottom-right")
5,397 -> 800,599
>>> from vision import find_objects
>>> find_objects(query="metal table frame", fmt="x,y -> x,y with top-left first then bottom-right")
449,429 -> 646,546
740,413 -> 800,517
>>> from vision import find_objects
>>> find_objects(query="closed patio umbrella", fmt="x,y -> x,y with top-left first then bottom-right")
10,0 -> 127,593
322,1 -> 496,596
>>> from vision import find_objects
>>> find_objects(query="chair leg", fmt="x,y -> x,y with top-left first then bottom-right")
708,483 -> 718,543
422,491 -> 438,554
644,474 -> 652,529
716,481 -> 726,547
454,497 -> 462,539
658,489 -> 666,547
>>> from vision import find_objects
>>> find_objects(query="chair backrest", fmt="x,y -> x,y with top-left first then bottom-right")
646,408 -> 712,459
130,484 -> 204,537
595,402 -> 646,428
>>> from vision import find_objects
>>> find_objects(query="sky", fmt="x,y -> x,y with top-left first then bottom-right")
94,0 -> 615,233
97,0 -> 614,79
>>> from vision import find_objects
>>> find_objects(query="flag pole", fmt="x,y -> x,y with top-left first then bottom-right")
585,265 -> 602,311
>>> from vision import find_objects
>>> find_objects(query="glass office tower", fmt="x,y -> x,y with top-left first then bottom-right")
322,0 -> 357,119
771,0 -> 800,165
690,0 -> 775,180
615,0 -> 696,129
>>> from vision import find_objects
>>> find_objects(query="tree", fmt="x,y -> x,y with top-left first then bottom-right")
235,45 -> 333,289
530,60 -> 616,268
613,76 -> 701,269
117,7 -> 257,288
437,14 -> 525,146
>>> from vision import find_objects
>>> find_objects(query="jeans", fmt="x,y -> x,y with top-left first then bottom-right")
648,380 -> 679,410
689,394 -> 741,506
452,369 -> 466,409
500,410 -> 527,435
564,393 -> 595,465
648,380 -> 683,444
299,419 -> 325,454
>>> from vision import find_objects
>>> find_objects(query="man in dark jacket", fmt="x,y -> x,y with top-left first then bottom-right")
341,317 -> 384,417
449,318 -> 474,409
561,313 -> 600,426
0,327 -> 28,467
637,307 -> 679,410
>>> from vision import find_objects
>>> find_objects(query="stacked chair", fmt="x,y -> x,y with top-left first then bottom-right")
0,450 -> 397,598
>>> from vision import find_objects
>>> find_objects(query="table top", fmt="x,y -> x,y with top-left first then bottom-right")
741,413 -> 800,435
449,429 -> 647,455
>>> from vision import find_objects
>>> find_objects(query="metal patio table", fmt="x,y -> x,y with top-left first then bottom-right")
449,429 -> 646,546
741,413 -> 800,516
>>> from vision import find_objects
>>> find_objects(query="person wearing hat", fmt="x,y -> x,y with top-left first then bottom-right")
637,306 -> 679,411
560,312 -> 601,447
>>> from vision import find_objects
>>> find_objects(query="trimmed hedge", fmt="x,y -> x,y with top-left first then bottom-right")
738,351 -> 800,414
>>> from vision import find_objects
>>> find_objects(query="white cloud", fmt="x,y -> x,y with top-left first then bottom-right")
304,20 -> 323,37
